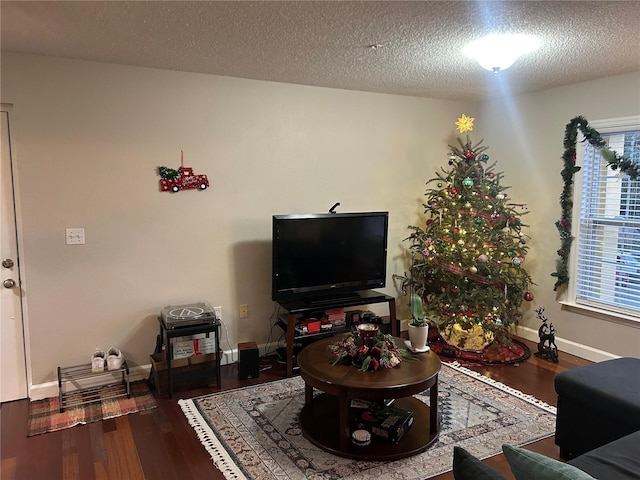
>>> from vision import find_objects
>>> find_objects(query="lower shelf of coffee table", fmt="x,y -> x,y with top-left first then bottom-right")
299,394 -> 439,460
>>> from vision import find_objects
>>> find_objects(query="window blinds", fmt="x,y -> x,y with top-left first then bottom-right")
576,131 -> 640,316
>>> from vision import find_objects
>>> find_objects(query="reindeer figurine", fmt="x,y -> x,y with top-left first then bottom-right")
534,306 -> 558,363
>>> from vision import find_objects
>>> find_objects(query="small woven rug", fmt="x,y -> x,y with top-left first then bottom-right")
179,362 -> 557,480
28,381 -> 157,436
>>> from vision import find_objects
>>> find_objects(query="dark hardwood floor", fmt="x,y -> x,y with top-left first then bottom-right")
1,337 -> 590,480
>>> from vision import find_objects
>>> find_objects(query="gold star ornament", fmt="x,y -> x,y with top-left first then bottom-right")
456,114 -> 474,133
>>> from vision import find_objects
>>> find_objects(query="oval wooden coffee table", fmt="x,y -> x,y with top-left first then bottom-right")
297,335 -> 441,460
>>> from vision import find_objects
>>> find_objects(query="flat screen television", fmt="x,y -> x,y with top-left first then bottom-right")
271,212 -> 389,304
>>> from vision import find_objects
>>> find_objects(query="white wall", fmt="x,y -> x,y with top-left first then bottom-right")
478,72 -> 640,360
1,53 -> 471,386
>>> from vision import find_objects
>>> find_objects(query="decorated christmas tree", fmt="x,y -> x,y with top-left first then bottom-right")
404,115 -> 534,351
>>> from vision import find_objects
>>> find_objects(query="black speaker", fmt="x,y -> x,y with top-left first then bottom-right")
238,342 -> 259,379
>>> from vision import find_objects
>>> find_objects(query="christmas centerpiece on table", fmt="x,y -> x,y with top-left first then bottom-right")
401,114 -> 535,363
328,328 -> 416,372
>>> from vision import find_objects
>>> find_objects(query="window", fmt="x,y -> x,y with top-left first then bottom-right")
573,116 -> 640,319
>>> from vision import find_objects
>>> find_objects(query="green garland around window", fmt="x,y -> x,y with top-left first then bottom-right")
552,116 -> 639,291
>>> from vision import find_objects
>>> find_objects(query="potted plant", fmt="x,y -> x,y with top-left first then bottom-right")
407,293 -> 430,352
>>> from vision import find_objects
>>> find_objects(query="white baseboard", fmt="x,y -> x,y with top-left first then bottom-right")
516,326 -> 620,363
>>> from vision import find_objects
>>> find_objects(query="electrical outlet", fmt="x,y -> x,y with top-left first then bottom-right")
65,228 -> 85,245
214,306 -> 222,321
239,304 -> 248,318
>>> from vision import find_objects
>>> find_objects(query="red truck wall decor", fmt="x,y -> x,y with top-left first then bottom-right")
158,151 -> 209,193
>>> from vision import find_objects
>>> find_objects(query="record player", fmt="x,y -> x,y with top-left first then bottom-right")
161,301 -> 218,329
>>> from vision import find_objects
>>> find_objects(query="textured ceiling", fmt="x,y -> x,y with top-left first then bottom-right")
2,1 -> 639,101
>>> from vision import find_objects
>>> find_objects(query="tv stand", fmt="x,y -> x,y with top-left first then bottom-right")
277,290 -> 397,376
307,292 -> 361,307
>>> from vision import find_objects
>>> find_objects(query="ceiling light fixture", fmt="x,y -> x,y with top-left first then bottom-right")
463,34 -> 541,74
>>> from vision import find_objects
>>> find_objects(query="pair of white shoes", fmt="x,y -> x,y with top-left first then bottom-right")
91,348 -> 124,373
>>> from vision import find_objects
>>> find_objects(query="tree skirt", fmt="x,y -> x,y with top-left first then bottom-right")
429,335 -> 531,366
179,362 -> 555,480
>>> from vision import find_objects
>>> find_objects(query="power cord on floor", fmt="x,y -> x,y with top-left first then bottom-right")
219,319 -> 236,364
262,302 -> 282,358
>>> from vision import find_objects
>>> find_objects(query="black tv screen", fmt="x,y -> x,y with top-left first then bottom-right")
271,212 -> 389,303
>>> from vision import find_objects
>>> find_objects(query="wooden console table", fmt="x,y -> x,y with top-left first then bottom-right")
297,336 -> 441,460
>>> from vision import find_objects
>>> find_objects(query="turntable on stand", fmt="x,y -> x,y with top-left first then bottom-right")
158,301 -> 221,397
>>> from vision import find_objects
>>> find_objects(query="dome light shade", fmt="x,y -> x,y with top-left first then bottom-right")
463,34 -> 541,73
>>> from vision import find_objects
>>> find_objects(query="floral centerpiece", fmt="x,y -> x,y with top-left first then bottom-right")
328,331 -> 416,372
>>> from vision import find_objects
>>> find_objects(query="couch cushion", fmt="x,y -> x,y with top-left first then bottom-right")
554,357 -> 640,419
453,446 -> 507,480
554,357 -> 640,458
503,445 -> 595,480
568,430 -> 640,480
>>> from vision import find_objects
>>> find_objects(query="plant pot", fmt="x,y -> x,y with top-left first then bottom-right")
408,324 -> 429,351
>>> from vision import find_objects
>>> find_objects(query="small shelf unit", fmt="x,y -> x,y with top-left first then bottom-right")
57,362 -> 130,413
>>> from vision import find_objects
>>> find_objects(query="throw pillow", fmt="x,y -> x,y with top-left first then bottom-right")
453,446 -> 508,480
503,445 -> 596,480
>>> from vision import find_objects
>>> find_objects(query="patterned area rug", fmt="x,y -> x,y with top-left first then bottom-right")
179,363 -> 556,480
28,381 -> 157,436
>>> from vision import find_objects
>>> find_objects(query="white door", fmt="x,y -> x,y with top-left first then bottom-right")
1,106 -> 28,402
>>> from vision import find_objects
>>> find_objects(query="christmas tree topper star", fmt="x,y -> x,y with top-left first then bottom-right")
456,114 -> 474,133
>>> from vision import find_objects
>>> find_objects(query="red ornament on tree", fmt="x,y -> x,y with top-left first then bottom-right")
524,291 -> 534,301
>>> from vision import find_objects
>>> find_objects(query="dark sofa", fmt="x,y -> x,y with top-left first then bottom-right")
454,357 -> 640,479
567,430 -> 640,479
453,430 -> 640,480
554,357 -> 640,460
